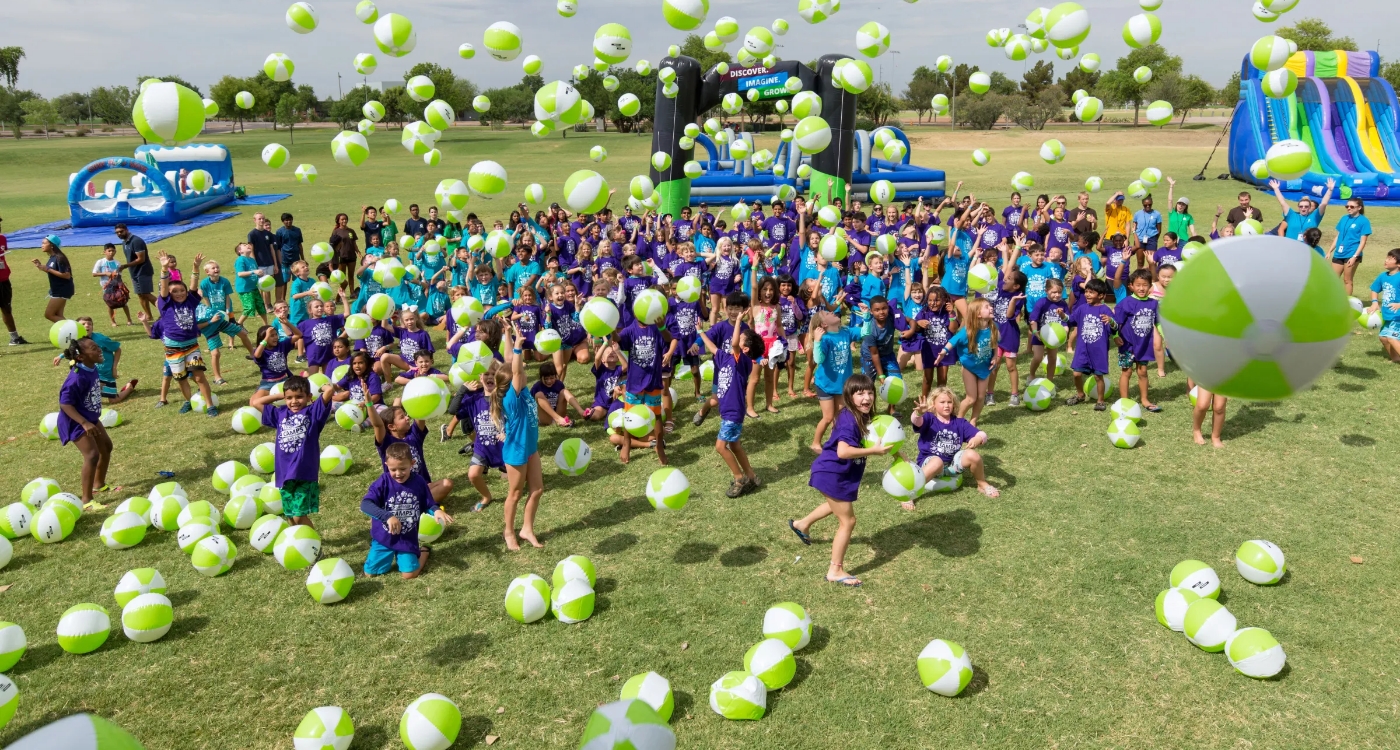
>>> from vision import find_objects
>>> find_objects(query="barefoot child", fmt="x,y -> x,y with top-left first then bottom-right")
810,310 -> 854,452
788,374 -> 890,587
250,319 -> 300,408
1191,383 -> 1229,448
940,297 -> 999,425
1066,279 -> 1116,409
361,442 -> 454,579
501,324 -> 545,550
1115,269 -> 1161,412
910,388 -> 999,510
531,362 -> 585,427
254,375 -> 334,528
57,337 -> 114,509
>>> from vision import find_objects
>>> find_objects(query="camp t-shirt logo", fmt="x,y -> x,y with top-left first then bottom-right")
517,309 -> 537,335
631,333 -> 656,368
829,341 -> 849,371
473,411 -> 499,445
277,412 -> 311,454
1130,309 -> 1155,337
979,228 -> 1001,248
923,316 -> 947,344
600,372 -> 619,399
932,429 -> 963,460
1027,273 -> 1048,298
265,350 -> 288,375
399,336 -> 420,361
1053,226 -> 1071,244
383,490 -> 420,532
312,322 -> 334,346
780,304 -> 796,332
84,379 -> 102,414
716,362 -> 734,399
171,305 -> 195,332
1081,314 -> 1104,344
675,306 -> 698,335
366,334 -> 384,354
990,292 -> 1012,325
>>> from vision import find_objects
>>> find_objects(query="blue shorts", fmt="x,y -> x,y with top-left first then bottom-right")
365,540 -> 420,575
718,419 -> 744,443
258,377 -> 288,392
201,319 -> 246,350
861,349 -> 901,379
1380,320 -> 1400,340
815,385 -> 839,401
624,389 -> 664,411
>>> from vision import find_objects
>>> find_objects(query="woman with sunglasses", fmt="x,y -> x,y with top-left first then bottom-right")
1327,198 -> 1371,295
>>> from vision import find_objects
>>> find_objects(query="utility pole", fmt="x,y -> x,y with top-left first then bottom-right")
337,73 -> 343,99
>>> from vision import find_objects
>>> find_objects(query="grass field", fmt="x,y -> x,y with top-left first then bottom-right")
1,126 -> 1399,749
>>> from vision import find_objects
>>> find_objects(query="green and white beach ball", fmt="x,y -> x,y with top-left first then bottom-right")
133,82 -> 206,147
554,438 -> 592,476
402,377 -> 449,420
773,18 -> 790,36
457,341 -> 495,379
1057,45 -> 1078,60
121,593 -> 172,643
57,603 -> 110,654
882,459 -> 922,500
583,298 -> 621,336
534,328 -> 562,354
116,568 -> 166,608
554,555 -> 596,589
713,15 -> 739,41
763,602 -> 811,649
1039,138 -> 1066,164
1261,67 -> 1298,98
1084,175 -> 1103,192
1140,167 -> 1163,187
1133,65 -> 1153,84
632,288 -> 669,325
31,503 -> 75,544
594,23 -> 632,64
149,481 -> 187,504
968,71 -> 991,94
400,693 -> 461,750
1170,559 -> 1221,599
224,494 -> 262,530
1024,378 -> 1057,411
149,493 -> 187,531
319,445 -> 352,475
418,513 -> 444,545
646,467 -> 690,510
275,525 -> 322,570
552,577 -> 596,623
285,1 -> 318,33
0,622 -> 25,672
1106,418 -> 1141,448
505,574 -> 551,623
1251,35 -> 1291,72
1160,235 -> 1351,399
1235,539 -> 1286,585
1110,398 -> 1143,422
792,91 -> 822,118
307,558 -> 355,604
100,512 -> 147,549
1183,599 -> 1236,652
264,53 -> 295,83
819,233 -> 848,262
43,494 -> 81,524
918,639 -> 974,696
793,116 -> 832,154
1004,34 -> 1032,61
373,13 -> 417,58
1025,6 -> 1049,38
879,374 -> 906,406
968,262 -> 998,293
424,100 -> 455,130
0,674 -> 13,731
354,53 -> 378,75
1122,13 -> 1161,48
1226,628 -> 1286,678
709,671 -> 766,720
212,460 -> 249,494
522,55 -> 543,76
250,513 -> 288,553
1266,139 -> 1312,180
619,672 -> 674,721
191,534 -> 236,576
798,0 -> 834,24
469,160 -> 508,197
1153,587 -> 1200,631
883,140 -> 907,162
331,131 -> 369,167
5,714 -> 145,748
650,151 -> 672,171
203,97 -> 219,116
1045,2 -> 1091,48
1079,52 -> 1101,72
677,276 -> 703,303
1237,217 -> 1265,235
565,170 -> 610,213
22,476 -> 59,506
481,21 -> 522,61
745,638 -> 797,689
1011,171 -> 1035,191
236,91 -> 255,110
839,58 -> 874,94
363,100 -> 385,122
663,0 -> 708,30
629,175 -> 655,201
618,93 -> 641,117
294,706 -> 355,750
557,0 -> 576,17
1146,100 -> 1174,127
971,148 -> 991,166
344,313 -> 374,340
0,536 -> 10,570
744,26 -> 775,56
870,179 -> 896,203
0,503 -> 32,539
451,295 -> 485,327
856,21 -> 890,57
1127,180 -> 1148,200
579,699 -> 673,750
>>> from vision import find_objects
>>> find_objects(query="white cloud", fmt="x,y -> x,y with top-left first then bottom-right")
2,0 -> 1395,97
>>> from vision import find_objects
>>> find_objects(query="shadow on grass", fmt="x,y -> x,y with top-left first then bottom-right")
426,632 -> 489,666
671,690 -> 695,721
594,533 -> 637,555
593,578 -> 616,615
457,715 -> 495,747
1221,404 -> 1304,441
1337,383 -> 1366,393
848,508 -> 982,576
805,625 -> 832,654
431,533 -> 508,570
955,665 -> 991,698
1332,363 -> 1379,380
11,643 -> 61,675
541,496 -> 651,542
1340,434 -> 1376,447
720,545 -> 768,567
165,614 -> 211,641
673,542 -> 718,564
167,589 -> 200,606
350,725 -> 389,749
1,553 -> 42,573
347,579 -> 383,602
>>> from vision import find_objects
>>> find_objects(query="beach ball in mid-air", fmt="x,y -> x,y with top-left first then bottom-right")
1146,100 -> 1174,127
132,82 -> 206,147
856,22 -> 890,58
1039,139 -> 1066,164
663,0 -> 708,30
354,52 -> 378,75
264,53 -> 295,82
262,143 -> 289,169
1266,139 -> 1313,180
1251,35 -> 1291,72
1045,2 -> 1091,48
1122,13 -> 1161,48
594,23 -> 632,64
468,160 -> 507,197
1262,67 -> 1298,98
582,298 -> 619,336
373,13 -> 416,57
564,170 -> 609,213
331,131 -> 369,167
793,116 -> 832,155
1079,52 -> 1100,72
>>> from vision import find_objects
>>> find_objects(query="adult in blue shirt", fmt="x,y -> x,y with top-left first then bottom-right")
1269,177 -> 1335,242
500,323 -> 543,551
1131,196 -> 1162,251
1328,198 -> 1371,295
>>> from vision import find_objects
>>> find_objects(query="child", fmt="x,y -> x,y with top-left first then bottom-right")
251,319 -> 300,407
335,351 -> 384,410
299,296 -> 347,375
586,339 -> 626,421
788,374 -> 890,587
751,277 -> 784,414
809,310 -> 854,451
156,252 -> 217,416
1150,265 -> 1176,375
1368,247 -> 1400,363
940,297 -> 999,425
1115,269 -> 1161,412
1066,278 -> 1116,408
325,337 -> 354,381
1191,382 -> 1229,448
910,388 -> 999,509
531,362 -> 585,427
544,282 -> 590,380
286,260 -> 317,327
917,287 -> 957,395
393,350 -> 447,388
500,324 -> 545,550
985,269 -> 1026,406
35,235 -> 74,323
510,285 -> 544,361
93,243 -> 133,326
367,399 -> 455,504
57,337 -> 114,509
697,318 -> 764,496
361,442 -> 454,579
60,316 -> 137,403
667,283 -> 705,401
617,295 -> 675,465
897,283 -> 927,374
1026,278 -> 1070,382
161,252 -> 183,285
233,243 -> 269,327
254,375 -> 335,528
777,275 -> 807,398
134,312 -> 175,407
860,296 -> 900,384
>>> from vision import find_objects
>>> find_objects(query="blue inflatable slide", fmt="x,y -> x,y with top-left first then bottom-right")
68,143 -> 237,228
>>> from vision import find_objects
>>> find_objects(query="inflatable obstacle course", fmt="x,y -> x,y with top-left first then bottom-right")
68,144 -> 237,228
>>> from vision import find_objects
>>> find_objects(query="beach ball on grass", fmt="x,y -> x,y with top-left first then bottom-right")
0,503 -> 32,539
763,602 -> 811,649
5,714 -> 146,748
583,298 -> 620,336
275,525 -> 322,570
320,445 -> 352,475
710,671 -> 765,720
307,558 -> 355,604
211,460 -> 248,494
1107,418 -> 1140,448
1155,587 -> 1201,631
619,672 -> 674,722
22,477 -> 60,506
45,492 -> 82,521
1183,599 -> 1235,652
1024,378 -> 1056,411
115,568 -> 165,607
579,699 -> 673,750
295,706 -> 355,750
121,593 -> 172,643
31,503 -> 75,543
1170,559 -> 1221,599
401,693 -> 461,750
224,495 -> 262,530
57,604 -> 109,654
882,459 -> 921,500
646,467 -> 690,510
918,639 -> 973,696
190,532 -> 236,576
100,512 -> 147,549
373,13 -> 416,57
744,639 -> 796,690
0,622 -> 25,672
505,574 -> 551,623
552,578 -> 596,623
1235,540 -> 1286,584
1160,235 -> 1352,399
554,555 -> 599,591
250,514 -> 288,553
555,438 -> 592,476
1110,398 -> 1143,422
1226,628 -> 1285,678
149,494 -> 187,532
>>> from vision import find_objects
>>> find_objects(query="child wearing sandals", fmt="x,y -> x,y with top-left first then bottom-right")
909,388 -> 999,511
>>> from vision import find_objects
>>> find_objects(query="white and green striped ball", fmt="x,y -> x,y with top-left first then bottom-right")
236,91 -> 256,109
874,233 -> 899,257
100,512 -> 147,549
203,97 -> 218,116
793,116 -> 832,155
434,179 -> 469,212
0,674 -> 13,730
1079,175 -> 1103,194
1261,67 -> 1298,99
552,577 -> 596,623
306,557 -> 355,604
149,492 -> 187,531
617,93 -> 641,117
583,298 -> 621,336
856,21 -> 890,58
1110,398 -> 1143,422
554,438 -> 592,476
553,554 -> 597,590
1135,167 -> 1162,189
363,100 -> 385,122
1024,378 -> 1057,411
354,53 -> 378,76
424,100 -> 455,131
296,164 -> 318,184
456,341 -> 494,379
745,639 -> 796,690
183,168 -> 213,193
1122,12 -> 1161,48
0,503 -> 32,539
22,476 -> 60,506
373,13 -> 416,57
275,525 -> 322,570
580,699 -> 673,750
331,130 -> 369,167
409,514 -> 441,547
176,514 -> 216,552
1011,171 -> 1035,191
1079,52 -> 1101,73
401,122 -> 440,155
798,0 -> 834,24
1004,34 -> 1032,61
1075,97 -> 1103,126
505,574 -> 551,623
211,460 -> 249,494
1262,0 -> 1299,8
864,414 -> 906,454
319,445 -> 352,476
663,0 -> 708,30
1039,138 -> 1066,165
744,26 -> 775,57
712,14 -> 739,41
1251,35 -> 1291,72
224,494 -> 263,530
709,671 -> 766,720
1170,559 -> 1221,599
454,43 -> 474,60
869,179 -> 896,204
645,467 -> 689,510
630,288 -> 667,326
121,593 -> 172,643
44,492 -> 82,522
594,23 -> 632,64
1126,179 -> 1148,200
451,296 -> 485,327
405,75 -> 435,103
57,603 -> 110,654
251,514 -> 289,553
6,714 -> 148,748
619,672 -> 674,722
479,230 -> 510,259
762,602 -> 812,650
264,53 -> 295,83
0,622 -> 24,672
1153,585 -> 1201,631
1266,139 -> 1312,180
401,377 -> 449,420
839,58 -> 874,94
115,568 -> 166,609
295,706 -> 355,750
674,275 -> 704,304
468,160 -> 507,197
1107,418 -> 1141,448
564,169 -> 609,213
133,82 -> 206,147
883,140 -> 908,163
818,233 -> 848,262
401,693 -> 461,750
1226,627 -> 1285,678
1045,2 -> 1091,48
966,148 -> 990,167
365,293 -> 396,321
484,21 -> 523,61
520,182 -> 547,206
285,1 -> 318,33
191,534 -> 236,577
650,151 -> 672,171
1145,100 -> 1174,127
31,503 -> 75,544
677,159 -> 699,179
628,175 -> 655,202
0,536 -> 9,570
1183,598 -> 1235,651
1235,540 -> 1286,585
918,639 -> 973,696
343,313 -> 373,341
519,55 -> 543,77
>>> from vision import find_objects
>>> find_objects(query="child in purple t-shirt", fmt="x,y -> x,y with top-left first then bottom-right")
254,375 -> 335,527
381,308 -> 434,384
986,268 -> 1026,408
251,315 -> 302,407
368,399 -> 454,505
1065,278 -> 1117,408
617,310 -> 675,465
1115,269 -> 1161,412
298,298 -> 347,374
909,387 -> 998,509
56,337 -> 113,509
1026,278 -> 1070,382
585,340 -> 626,421
695,317 -> 764,497
361,442 -> 454,578
530,361 -> 585,427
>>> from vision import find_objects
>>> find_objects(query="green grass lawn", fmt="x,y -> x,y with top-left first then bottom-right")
0,128 -> 1398,749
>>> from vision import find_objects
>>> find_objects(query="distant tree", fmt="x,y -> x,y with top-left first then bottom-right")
1145,73 -> 1216,126
209,76 -> 254,132
478,85 -> 532,127
989,71 -> 1019,96
678,34 -> 733,74
857,82 -> 901,127
1276,18 -> 1356,51
1056,67 -> 1101,105
294,84 -> 320,120
575,72 -> 611,131
1005,87 -> 1064,130
1020,61 -> 1055,99
0,47 -> 24,88
0,88 -> 37,137
137,75 -> 202,96
956,93 -> 1009,130
53,92 -> 90,125
88,85 -> 135,127
275,94 -> 301,143
902,66 -> 940,123
403,63 -> 473,115
329,85 -> 381,129
380,86 -> 414,129
1382,62 -> 1400,95
519,75 -> 544,94
21,96 -> 60,138
1096,44 -> 1183,125
1218,71 -> 1241,108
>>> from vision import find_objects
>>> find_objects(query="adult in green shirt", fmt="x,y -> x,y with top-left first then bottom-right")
1164,178 -> 1197,239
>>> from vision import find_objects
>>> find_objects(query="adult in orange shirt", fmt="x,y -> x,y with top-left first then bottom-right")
1103,192 -> 1132,240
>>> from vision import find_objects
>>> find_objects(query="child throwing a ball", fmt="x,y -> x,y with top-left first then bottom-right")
254,375 -> 335,528
361,442 -> 454,579
58,337 -> 114,508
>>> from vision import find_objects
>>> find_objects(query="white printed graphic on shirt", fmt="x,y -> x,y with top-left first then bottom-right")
383,490 -> 420,532
933,429 -> 963,459
312,321 -> 334,346
84,379 -> 103,414
264,350 -> 288,375
1130,309 -> 1155,337
171,305 -> 195,332
1080,313 -> 1104,344
716,362 -> 734,398
631,333 -> 656,367
277,412 -> 311,454
474,410 -> 499,445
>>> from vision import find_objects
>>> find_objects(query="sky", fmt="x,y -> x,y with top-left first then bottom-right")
3,0 -> 1398,98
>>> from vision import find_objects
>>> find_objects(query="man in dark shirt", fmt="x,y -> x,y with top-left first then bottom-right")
1070,191 -> 1099,235
115,223 -> 156,319
275,212 -> 304,302
403,204 -> 428,237
247,212 -> 281,306
1225,191 -> 1263,227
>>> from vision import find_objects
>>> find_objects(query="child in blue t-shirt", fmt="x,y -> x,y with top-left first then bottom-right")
1369,247 -> 1400,362
810,310 -> 854,452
